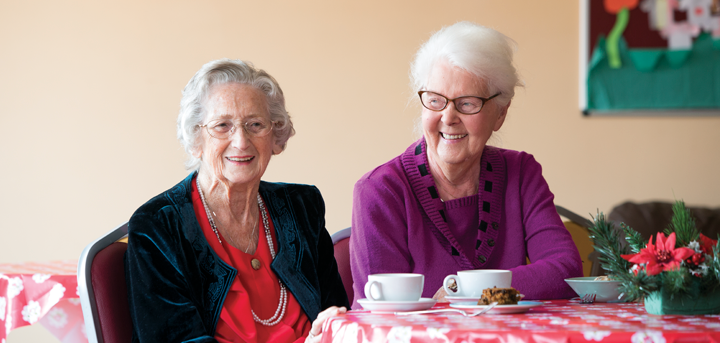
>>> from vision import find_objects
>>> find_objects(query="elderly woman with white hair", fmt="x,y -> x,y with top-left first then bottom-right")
125,59 -> 348,342
350,22 -> 583,308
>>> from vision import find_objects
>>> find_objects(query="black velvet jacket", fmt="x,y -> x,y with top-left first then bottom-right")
124,173 -> 349,342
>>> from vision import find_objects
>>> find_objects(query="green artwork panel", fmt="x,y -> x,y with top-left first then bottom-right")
587,33 -> 720,112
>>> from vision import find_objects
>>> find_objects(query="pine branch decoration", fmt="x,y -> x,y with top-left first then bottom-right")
665,200 -> 699,247
710,240 -> 720,286
622,223 -> 645,253
587,200 -> 720,304
587,211 -> 631,277
619,270 -> 658,301
662,269 -> 688,294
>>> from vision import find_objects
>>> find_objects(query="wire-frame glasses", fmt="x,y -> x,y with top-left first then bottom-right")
418,91 -> 501,114
198,117 -> 275,139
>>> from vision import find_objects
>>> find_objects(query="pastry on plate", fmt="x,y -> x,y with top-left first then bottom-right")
478,286 -> 521,305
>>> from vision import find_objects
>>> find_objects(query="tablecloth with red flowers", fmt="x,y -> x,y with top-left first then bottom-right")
0,260 -> 86,343
322,299 -> 720,343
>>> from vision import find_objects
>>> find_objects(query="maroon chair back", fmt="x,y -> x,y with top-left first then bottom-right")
332,228 -> 354,304
90,241 -> 133,343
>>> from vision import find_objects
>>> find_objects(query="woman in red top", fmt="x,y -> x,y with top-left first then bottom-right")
125,59 -> 349,343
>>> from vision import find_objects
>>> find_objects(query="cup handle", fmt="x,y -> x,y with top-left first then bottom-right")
443,275 -> 460,296
364,280 -> 381,301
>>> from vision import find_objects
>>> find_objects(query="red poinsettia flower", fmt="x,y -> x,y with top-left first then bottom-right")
699,234 -> 718,256
621,232 -> 695,276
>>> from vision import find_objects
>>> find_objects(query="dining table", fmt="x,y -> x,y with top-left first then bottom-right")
0,260 -> 87,343
323,299 -> 720,343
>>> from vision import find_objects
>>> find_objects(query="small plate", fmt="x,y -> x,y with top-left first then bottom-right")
444,295 -> 481,303
446,293 -> 525,303
449,301 -> 543,314
358,298 -> 437,312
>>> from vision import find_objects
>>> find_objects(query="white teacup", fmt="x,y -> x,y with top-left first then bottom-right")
364,273 -> 424,301
443,269 -> 511,298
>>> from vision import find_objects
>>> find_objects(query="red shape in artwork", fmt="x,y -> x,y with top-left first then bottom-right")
604,0 -> 640,13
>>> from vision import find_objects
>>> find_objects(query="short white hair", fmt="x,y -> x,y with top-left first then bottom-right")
177,59 -> 295,171
411,22 -> 523,106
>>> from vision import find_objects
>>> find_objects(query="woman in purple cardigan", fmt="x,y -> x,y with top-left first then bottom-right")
349,22 -> 583,308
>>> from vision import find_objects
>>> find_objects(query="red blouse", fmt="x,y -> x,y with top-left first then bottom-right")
191,179 -> 311,343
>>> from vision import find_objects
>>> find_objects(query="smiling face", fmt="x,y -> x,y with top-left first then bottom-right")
193,82 -> 280,188
422,60 -> 508,173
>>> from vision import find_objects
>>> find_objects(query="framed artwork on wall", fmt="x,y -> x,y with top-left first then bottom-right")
579,0 -> 720,115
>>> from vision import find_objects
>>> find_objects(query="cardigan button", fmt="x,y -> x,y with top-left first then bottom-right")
492,222 -> 499,229
488,239 -> 495,247
477,255 -> 487,263
251,258 -> 261,270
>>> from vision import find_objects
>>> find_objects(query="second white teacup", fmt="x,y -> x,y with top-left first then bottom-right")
364,273 -> 424,301
443,269 -> 511,298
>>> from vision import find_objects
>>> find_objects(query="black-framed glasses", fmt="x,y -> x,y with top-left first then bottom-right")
198,117 -> 275,139
418,91 -> 501,114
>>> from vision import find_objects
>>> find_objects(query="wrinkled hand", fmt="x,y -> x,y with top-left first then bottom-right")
305,306 -> 346,343
433,279 -> 455,302
433,286 -> 449,302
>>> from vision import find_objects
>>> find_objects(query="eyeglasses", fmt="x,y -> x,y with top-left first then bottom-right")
198,117 -> 275,139
418,91 -> 501,114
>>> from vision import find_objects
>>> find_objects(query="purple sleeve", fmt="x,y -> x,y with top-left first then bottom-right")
507,154 -> 583,299
349,173 -> 413,309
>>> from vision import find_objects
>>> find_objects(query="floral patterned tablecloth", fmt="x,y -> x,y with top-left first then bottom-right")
0,260 -> 86,343
323,299 -> 720,343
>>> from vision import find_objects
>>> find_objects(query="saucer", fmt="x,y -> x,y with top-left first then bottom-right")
449,301 -> 543,314
445,295 -> 482,303
357,298 -> 437,312
446,293 -> 525,303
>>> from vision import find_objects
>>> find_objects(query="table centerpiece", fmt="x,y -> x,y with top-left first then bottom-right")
588,200 -> 720,315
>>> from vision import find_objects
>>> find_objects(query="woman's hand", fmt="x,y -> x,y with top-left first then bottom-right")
433,286 -> 449,302
306,306 -> 347,342
433,279 -> 455,302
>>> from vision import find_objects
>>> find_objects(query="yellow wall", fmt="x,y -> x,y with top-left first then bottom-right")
4,0 -> 720,261
3,0 -> 720,263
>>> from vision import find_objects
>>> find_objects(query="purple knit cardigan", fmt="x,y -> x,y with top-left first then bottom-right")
349,139 -> 582,308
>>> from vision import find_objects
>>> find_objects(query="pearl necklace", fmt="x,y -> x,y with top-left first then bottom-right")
196,177 -> 288,326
